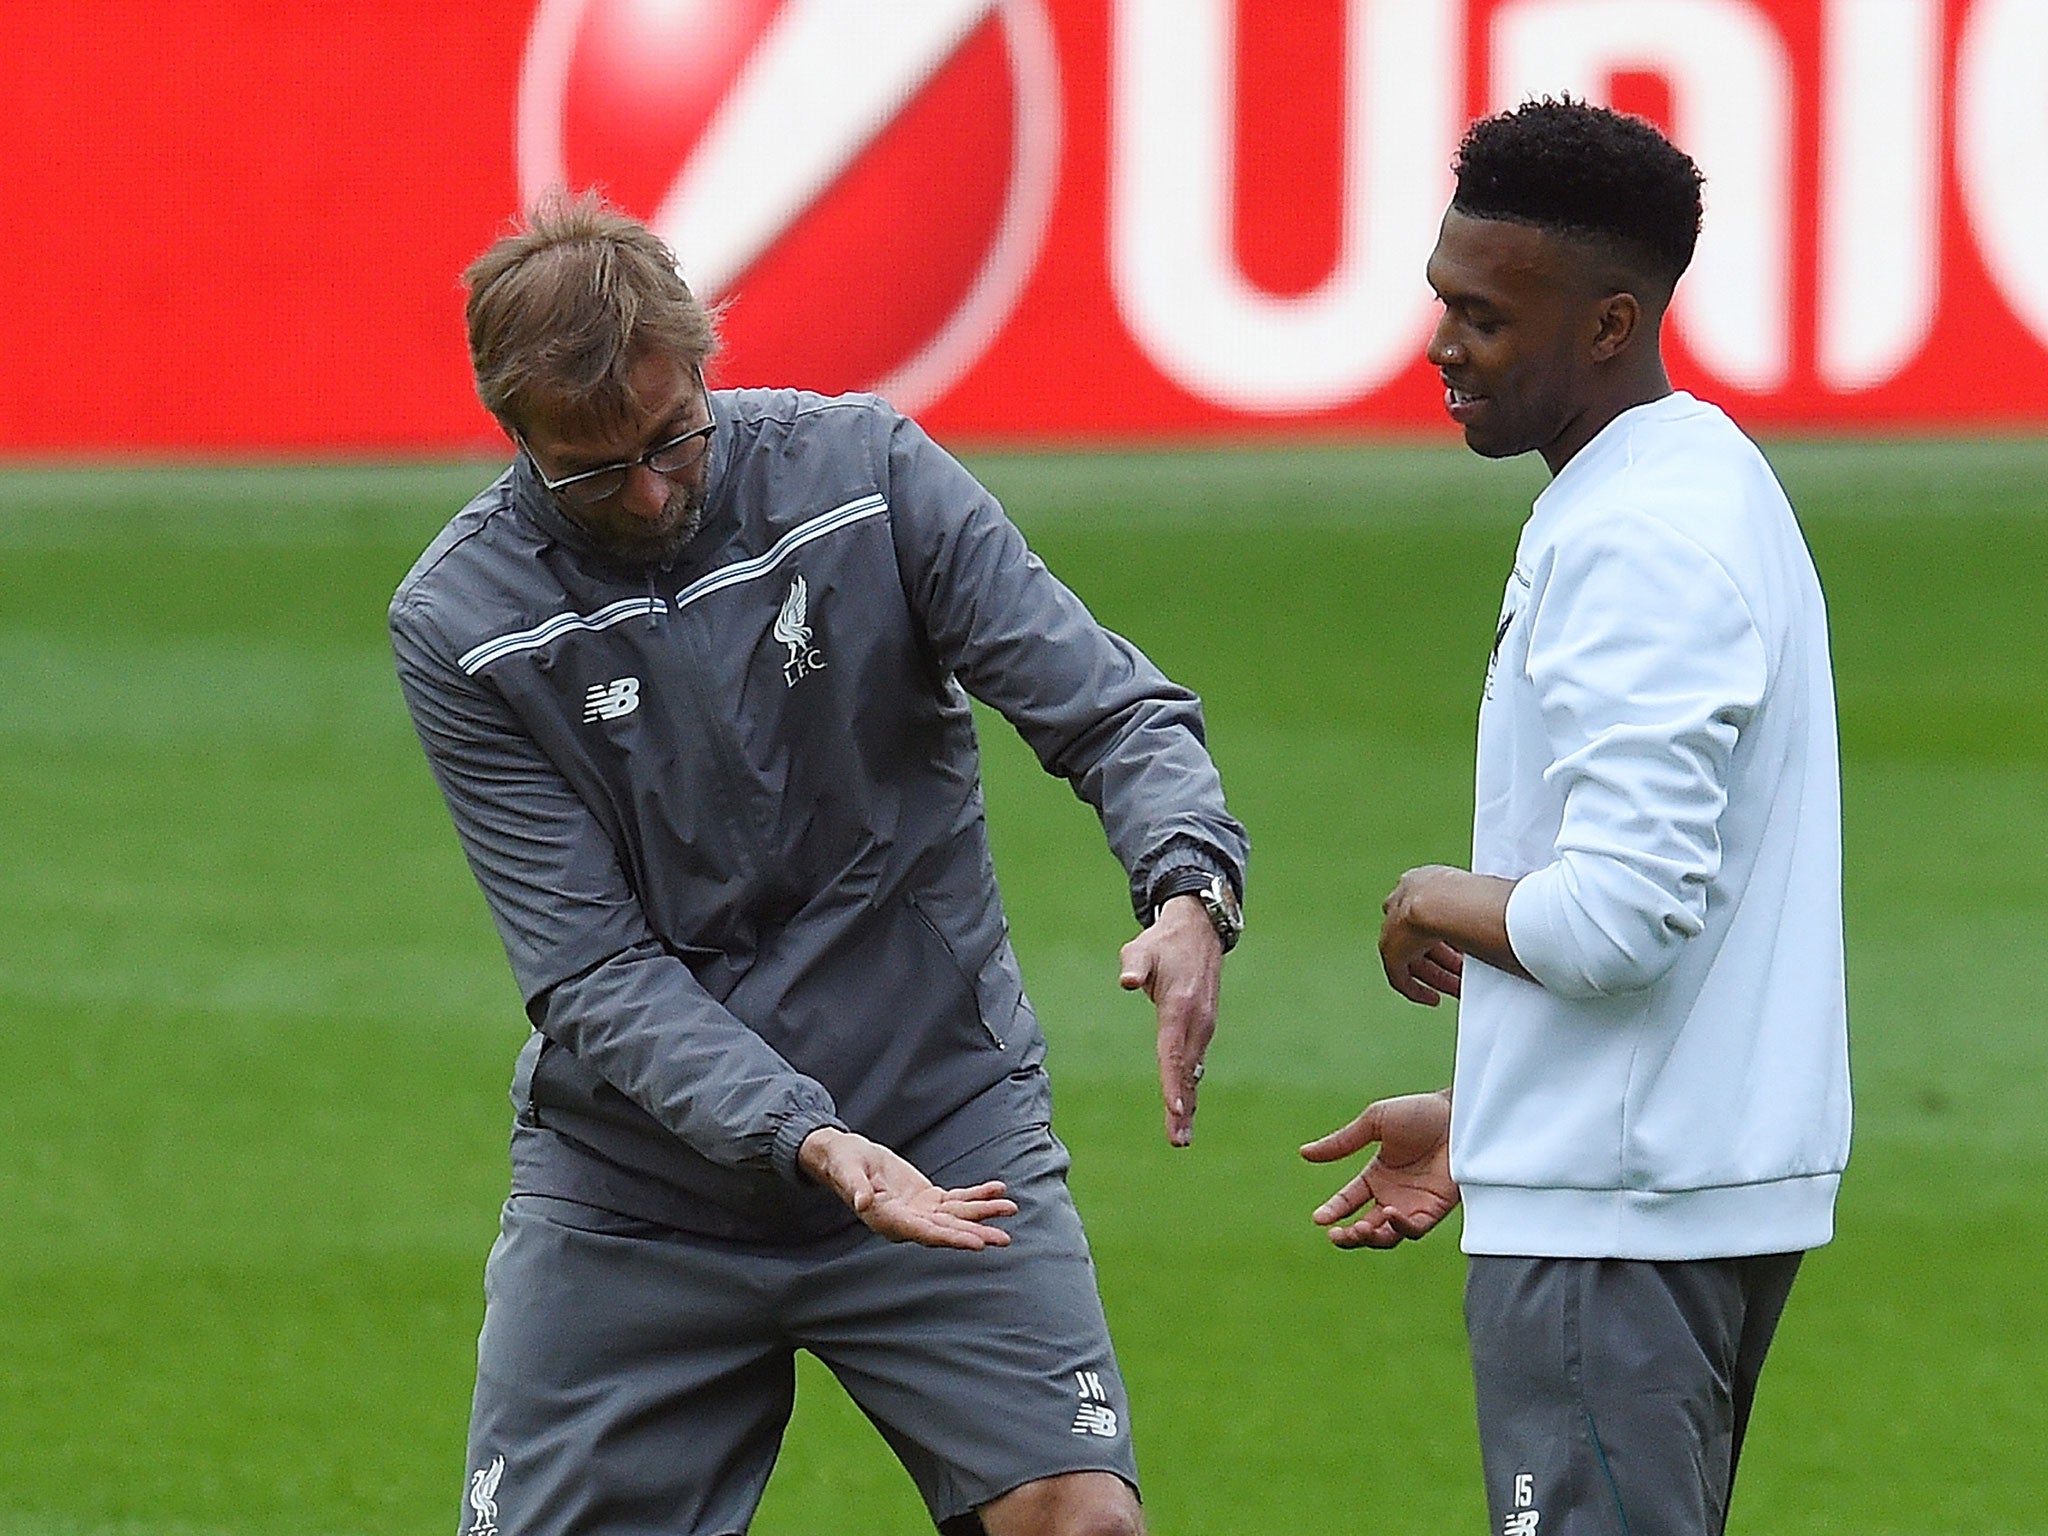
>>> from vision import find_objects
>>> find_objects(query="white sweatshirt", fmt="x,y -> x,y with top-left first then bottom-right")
1454,392 -> 1851,1260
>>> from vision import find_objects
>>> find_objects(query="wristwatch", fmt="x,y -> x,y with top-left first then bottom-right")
1151,868 -> 1244,954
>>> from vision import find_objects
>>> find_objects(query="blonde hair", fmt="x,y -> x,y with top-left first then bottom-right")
463,190 -> 719,437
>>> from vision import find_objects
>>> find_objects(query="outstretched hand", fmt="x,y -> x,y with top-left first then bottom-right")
1119,894 -> 1223,1147
798,1128 -> 1017,1250
1301,1090 -> 1458,1249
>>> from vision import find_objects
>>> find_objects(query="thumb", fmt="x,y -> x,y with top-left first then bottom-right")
1118,940 -> 1152,993
842,1153 -> 885,1214
825,1142 -> 880,1212
1300,1103 -> 1383,1163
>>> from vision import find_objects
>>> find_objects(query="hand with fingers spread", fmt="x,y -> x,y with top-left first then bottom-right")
798,1127 -> 1017,1250
1118,894 -> 1223,1147
1302,1089 -> 1458,1249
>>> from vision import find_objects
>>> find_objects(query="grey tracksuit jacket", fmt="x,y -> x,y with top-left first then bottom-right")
391,388 -> 1246,1243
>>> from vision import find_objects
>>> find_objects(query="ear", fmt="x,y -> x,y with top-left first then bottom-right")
1589,291 -> 1642,362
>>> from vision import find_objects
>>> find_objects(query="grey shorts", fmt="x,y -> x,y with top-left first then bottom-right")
1465,1252 -> 1802,1536
458,1124 -> 1137,1536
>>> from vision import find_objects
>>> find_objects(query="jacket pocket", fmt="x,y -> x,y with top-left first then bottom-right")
511,1029 -> 547,1125
905,889 -> 1019,1050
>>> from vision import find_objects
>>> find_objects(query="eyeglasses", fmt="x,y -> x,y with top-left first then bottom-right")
519,386 -> 717,511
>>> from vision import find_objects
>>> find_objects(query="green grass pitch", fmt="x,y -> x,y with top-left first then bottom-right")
2,439 -> 2044,1534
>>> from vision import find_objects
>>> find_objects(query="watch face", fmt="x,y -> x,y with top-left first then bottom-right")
1200,876 -> 1243,949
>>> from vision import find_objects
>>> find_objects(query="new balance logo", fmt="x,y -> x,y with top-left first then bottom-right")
773,574 -> 827,687
1073,1402 -> 1119,1438
1503,1470 -> 1539,1534
467,1454 -> 504,1536
583,677 -> 641,722
1070,1369 -> 1119,1439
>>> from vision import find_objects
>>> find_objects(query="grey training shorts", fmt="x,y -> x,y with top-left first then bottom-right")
458,1123 -> 1138,1536
1465,1252 -> 1803,1536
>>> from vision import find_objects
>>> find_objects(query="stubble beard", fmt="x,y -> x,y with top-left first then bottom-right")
592,482 -> 707,570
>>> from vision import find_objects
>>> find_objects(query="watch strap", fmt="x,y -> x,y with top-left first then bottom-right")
1147,864 -> 1219,921
1148,864 -> 1243,953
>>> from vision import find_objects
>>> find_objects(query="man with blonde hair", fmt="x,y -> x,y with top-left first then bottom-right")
392,194 -> 1246,1536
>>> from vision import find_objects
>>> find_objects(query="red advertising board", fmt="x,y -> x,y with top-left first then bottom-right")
4,0 -> 2044,454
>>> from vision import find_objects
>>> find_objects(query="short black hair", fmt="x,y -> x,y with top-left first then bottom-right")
1452,97 -> 1704,288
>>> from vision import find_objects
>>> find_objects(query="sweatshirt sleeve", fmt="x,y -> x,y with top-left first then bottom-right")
1503,509 -> 1767,999
389,594 -> 844,1182
879,410 -> 1248,919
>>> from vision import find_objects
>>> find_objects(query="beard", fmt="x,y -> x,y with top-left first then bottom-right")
577,481 -> 707,570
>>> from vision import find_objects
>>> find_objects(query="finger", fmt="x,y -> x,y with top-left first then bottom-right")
937,1187 -> 1011,1212
939,1196 -> 1019,1222
936,1213 -> 1015,1246
1144,941 -> 1218,1148
1327,1197 -> 1413,1248
1156,1016 -> 1195,1148
1166,1026 -> 1210,1130
1417,958 -> 1466,991
1413,957 -> 1461,995
840,1167 -> 881,1214
1328,1216 -> 1407,1251
918,1213 -> 1014,1249
1418,943 -> 1464,997
1161,1061 -> 1199,1147
819,1142 -> 891,1206
1118,937 -> 1153,995
1388,972 -> 1444,1007
1162,1072 -> 1197,1146
899,1221 -> 991,1250
866,1199 -> 1012,1250
1164,1097 -> 1192,1147
1384,1208 -> 1438,1241
1300,1108 -> 1379,1163
1310,1175 -> 1373,1225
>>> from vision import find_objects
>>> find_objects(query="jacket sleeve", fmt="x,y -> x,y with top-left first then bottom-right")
1502,509 -> 1767,999
879,410 -> 1248,918
389,595 -> 844,1182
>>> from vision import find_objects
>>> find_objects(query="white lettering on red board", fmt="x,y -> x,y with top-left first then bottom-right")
1106,0 -> 2043,411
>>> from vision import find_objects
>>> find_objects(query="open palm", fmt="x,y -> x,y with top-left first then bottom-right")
1301,1090 -> 1458,1249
